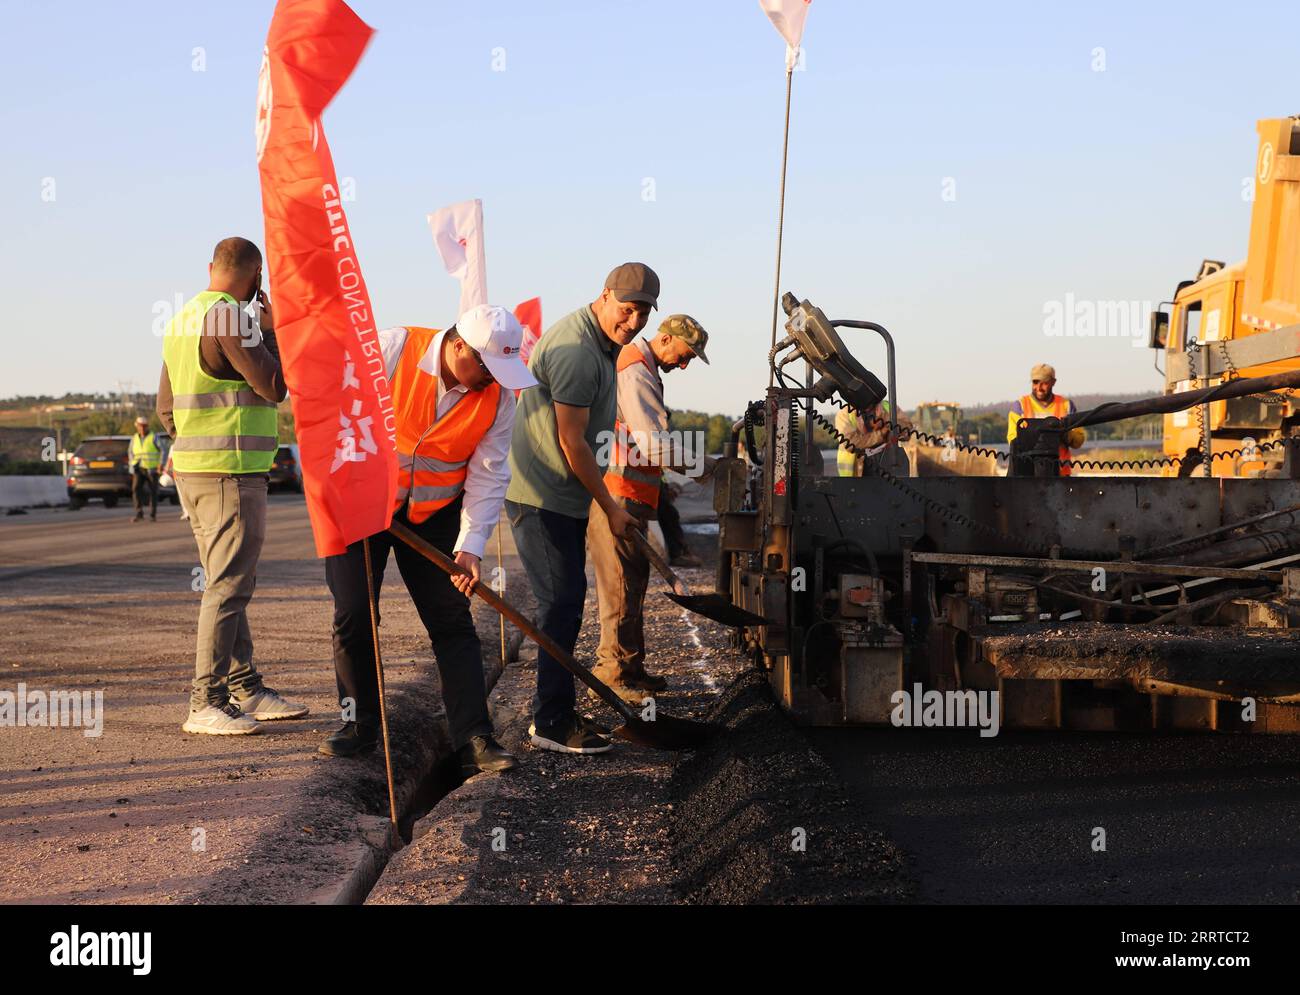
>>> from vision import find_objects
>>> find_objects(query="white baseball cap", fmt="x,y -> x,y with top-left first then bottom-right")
457,304 -> 538,391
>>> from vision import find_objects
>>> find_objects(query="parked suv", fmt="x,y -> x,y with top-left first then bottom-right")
66,436 -> 131,508
67,434 -> 176,509
269,443 -> 302,493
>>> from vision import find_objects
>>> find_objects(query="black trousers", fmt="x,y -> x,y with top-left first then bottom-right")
324,499 -> 491,749
657,481 -> 688,559
132,466 -> 157,515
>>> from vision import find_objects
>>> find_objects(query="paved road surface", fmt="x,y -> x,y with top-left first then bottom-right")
811,726 -> 1300,903
0,496 -> 521,904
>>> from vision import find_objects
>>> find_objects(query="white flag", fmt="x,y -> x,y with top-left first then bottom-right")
758,0 -> 811,70
427,198 -> 487,318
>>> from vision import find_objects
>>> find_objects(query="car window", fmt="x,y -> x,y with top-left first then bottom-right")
76,439 -> 128,459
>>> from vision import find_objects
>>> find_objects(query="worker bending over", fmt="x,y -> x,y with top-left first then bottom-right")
589,314 -> 712,701
321,305 -> 533,777
1006,363 -> 1086,475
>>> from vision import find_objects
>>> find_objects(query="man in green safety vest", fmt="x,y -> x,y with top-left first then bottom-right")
129,415 -> 161,521
157,237 -> 307,736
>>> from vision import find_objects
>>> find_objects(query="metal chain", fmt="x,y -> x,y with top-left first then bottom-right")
808,403 -> 1076,556
1187,338 -> 1210,474
1217,339 -> 1294,405
820,391 -> 1300,473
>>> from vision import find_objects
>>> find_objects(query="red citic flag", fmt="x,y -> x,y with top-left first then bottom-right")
256,0 -> 396,557
515,297 -> 543,365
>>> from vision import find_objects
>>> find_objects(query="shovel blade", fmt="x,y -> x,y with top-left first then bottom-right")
611,712 -> 718,750
663,591 -> 772,628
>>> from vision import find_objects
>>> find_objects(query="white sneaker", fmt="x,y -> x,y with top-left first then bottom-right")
231,686 -> 309,721
182,702 -> 261,736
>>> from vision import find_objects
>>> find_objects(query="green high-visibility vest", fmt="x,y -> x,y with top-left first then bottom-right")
130,432 -> 160,470
837,401 -> 893,477
161,290 -> 278,474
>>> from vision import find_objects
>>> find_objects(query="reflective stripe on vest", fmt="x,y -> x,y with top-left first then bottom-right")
130,433 -> 160,470
391,327 -> 502,524
1020,393 -> 1073,476
161,291 -> 278,474
603,342 -> 662,508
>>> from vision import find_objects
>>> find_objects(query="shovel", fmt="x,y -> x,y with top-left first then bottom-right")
388,521 -> 716,751
627,528 -> 772,628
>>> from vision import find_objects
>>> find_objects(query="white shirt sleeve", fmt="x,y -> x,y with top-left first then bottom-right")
377,326 -> 408,380
454,387 -> 517,558
619,361 -> 671,466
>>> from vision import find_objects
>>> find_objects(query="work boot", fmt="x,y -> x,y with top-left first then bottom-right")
131,513 -> 143,522
625,669 -> 668,693
150,512 -> 157,521
669,551 -> 702,568
592,664 -> 666,697
319,721 -> 379,757
457,735 -> 519,776
181,702 -> 260,736
230,686 -> 309,720
528,714 -> 613,755
588,682 -> 654,706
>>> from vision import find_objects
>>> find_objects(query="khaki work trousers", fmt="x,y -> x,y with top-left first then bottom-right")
177,474 -> 268,710
587,498 -> 656,682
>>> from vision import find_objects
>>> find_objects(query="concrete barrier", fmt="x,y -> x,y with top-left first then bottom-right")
0,476 -> 68,509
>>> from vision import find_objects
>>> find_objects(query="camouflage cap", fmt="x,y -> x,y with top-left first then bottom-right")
660,314 -> 709,365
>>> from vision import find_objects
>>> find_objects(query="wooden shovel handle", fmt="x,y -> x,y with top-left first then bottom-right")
627,526 -> 691,597
387,521 -> 638,724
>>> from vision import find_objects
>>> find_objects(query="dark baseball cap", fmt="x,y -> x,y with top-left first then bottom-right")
604,262 -> 660,310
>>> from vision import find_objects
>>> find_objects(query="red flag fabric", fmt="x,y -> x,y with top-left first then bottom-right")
515,297 -> 543,364
257,0 -> 396,557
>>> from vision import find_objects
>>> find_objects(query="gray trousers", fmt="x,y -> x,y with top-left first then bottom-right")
177,475 -> 268,710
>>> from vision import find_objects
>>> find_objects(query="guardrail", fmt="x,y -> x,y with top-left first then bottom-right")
0,476 -> 68,509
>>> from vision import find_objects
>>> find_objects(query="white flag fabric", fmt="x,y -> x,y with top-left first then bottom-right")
758,0 -> 811,70
427,198 -> 487,318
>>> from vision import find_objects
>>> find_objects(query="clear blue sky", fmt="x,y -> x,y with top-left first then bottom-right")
2,0 -> 1296,413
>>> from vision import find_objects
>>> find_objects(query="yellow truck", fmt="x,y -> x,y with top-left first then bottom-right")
1151,117 -> 1300,477
905,401 -> 999,476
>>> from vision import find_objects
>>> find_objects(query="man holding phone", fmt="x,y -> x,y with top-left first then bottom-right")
157,237 -> 308,735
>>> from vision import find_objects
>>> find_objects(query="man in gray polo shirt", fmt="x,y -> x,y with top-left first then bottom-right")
505,263 -> 659,754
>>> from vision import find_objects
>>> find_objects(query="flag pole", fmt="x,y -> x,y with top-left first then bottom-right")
496,525 -> 506,665
768,64 -> 795,387
363,536 -> 400,841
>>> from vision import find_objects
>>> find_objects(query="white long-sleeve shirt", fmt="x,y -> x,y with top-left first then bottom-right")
378,326 -> 515,559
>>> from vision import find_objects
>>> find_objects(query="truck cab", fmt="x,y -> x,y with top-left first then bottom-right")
1153,118 -> 1300,477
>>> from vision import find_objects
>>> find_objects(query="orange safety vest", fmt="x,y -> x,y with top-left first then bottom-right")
391,327 -> 502,524
603,343 -> 663,510
1019,393 -> 1073,476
